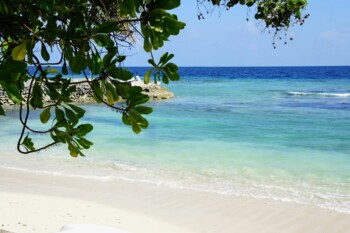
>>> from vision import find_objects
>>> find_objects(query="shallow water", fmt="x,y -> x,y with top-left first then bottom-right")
1,67 -> 350,213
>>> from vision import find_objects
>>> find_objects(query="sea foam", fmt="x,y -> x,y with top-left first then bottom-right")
287,91 -> 350,97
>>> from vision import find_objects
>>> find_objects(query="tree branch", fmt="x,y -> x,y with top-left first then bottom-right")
17,65 -> 59,153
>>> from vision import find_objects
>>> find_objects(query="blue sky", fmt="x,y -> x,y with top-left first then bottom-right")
123,1 -> 350,67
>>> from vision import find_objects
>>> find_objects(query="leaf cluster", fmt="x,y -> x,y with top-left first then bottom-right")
146,52 -> 179,85
141,0 -> 186,51
199,0 -> 308,35
0,0 -> 185,156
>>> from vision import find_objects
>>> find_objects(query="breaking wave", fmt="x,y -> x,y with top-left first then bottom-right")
287,91 -> 350,97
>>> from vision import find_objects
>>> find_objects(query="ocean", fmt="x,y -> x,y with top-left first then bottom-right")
1,66 -> 350,213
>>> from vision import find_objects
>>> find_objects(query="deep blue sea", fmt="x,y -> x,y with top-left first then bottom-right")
1,66 -> 350,213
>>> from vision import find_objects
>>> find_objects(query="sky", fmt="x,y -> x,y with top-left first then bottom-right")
122,0 -> 350,67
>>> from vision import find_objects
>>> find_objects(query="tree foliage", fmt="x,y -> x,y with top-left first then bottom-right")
198,0 -> 309,45
0,0 -> 308,156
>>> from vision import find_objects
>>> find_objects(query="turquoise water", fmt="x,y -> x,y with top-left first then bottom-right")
1,67 -> 350,213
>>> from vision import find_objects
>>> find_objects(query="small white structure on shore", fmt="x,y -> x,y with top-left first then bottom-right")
129,75 -> 161,88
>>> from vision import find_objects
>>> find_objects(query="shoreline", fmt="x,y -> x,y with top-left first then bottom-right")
1,167 -> 350,233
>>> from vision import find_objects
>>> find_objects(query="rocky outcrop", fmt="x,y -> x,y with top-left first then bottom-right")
71,83 -> 94,103
138,82 -> 174,100
145,87 -> 174,100
0,81 -> 174,106
0,89 -> 15,106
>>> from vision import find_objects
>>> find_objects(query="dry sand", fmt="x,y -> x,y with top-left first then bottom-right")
0,167 -> 350,233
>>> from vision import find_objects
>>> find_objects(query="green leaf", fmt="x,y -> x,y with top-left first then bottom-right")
69,52 -> 87,74
60,131 -> 73,142
55,107 -> 65,122
141,24 -> 150,37
227,0 -> 240,7
93,21 -> 118,34
0,79 -> 24,103
162,73 -> 169,84
114,82 -> 130,98
143,37 -> 152,52
115,56 -> 126,63
168,71 -> 180,81
129,109 -> 149,129
77,124 -> 93,137
163,16 -> 186,35
106,90 -> 115,105
148,59 -> 157,67
64,107 -> 79,125
41,42 -> 50,61
159,53 -> 175,66
129,86 -> 142,97
22,135 -> 35,151
105,65 -> 118,77
103,51 -> 117,67
53,130 -> 69,143
246,0 -> 254,7
26,39 -> 35,64
62,84 -> 76,100
211,0 -> 221,6
114,68 -> 133,81
67,103 -> 85,118
45,82 -> 60,100
68,142 -> 78,157
40,107 -> 51,124
77,138 -> 93,149
62,62 -> 68,75
0,105 -> 5,115
63,45 -> 74,61
3,60 -> 27,73
133,94 -> 150,106
91,82 -> 103,103
90,52 -> 102,75
30,82 -> 43,109
122,113 -> 130,125
131,120 -> 141,134
159,52 -> 169,65
134,106 -> 153,114
154,0 -> 180,10
50,131 -> 58,143
105,81 -> 118,104
0,70 -> 17,83
165,62 -> 178,72
144,69 -> 152,84
93,34 -> 114,48
118,0 -> 138,17
163,63 -> 180,81
150,29 -> 160,50
12,41 -> 27,61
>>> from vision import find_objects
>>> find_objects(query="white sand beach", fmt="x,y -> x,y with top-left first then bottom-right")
1,167 -> 350,233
